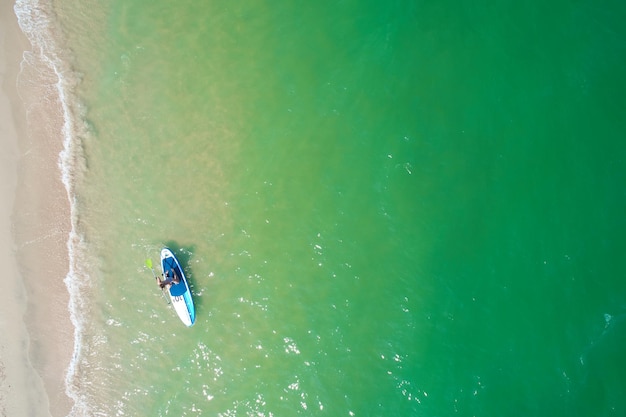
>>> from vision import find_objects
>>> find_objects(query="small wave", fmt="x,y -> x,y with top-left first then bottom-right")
14,0 -> 91,415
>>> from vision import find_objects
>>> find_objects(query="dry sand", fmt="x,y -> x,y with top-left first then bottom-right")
1,0 -> 74,415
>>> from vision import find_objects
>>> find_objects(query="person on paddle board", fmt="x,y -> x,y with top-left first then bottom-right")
159,269 -> 180,289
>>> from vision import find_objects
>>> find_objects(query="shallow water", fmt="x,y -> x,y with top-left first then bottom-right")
17,0 -> 626,415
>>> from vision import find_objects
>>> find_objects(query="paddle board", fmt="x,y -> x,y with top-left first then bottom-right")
160,247 -> 196,327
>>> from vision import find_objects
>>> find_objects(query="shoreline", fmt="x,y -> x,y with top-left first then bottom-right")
1,1 -> 75,416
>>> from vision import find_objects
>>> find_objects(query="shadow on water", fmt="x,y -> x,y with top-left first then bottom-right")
162,241 -> 205,318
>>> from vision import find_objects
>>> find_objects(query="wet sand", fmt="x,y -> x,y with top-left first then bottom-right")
1,0 -> 74,415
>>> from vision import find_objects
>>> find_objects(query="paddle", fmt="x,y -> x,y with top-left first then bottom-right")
145,258 -> 170,305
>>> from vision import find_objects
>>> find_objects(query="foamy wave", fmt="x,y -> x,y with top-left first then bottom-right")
14,0 -> 91,415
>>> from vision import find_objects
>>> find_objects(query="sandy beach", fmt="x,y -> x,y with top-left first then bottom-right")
1,0 -> 74,416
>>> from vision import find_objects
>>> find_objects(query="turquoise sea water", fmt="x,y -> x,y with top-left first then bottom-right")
16,0 -> 626,415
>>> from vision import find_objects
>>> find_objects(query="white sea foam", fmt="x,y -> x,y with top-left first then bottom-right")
14,0 -> 91,415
